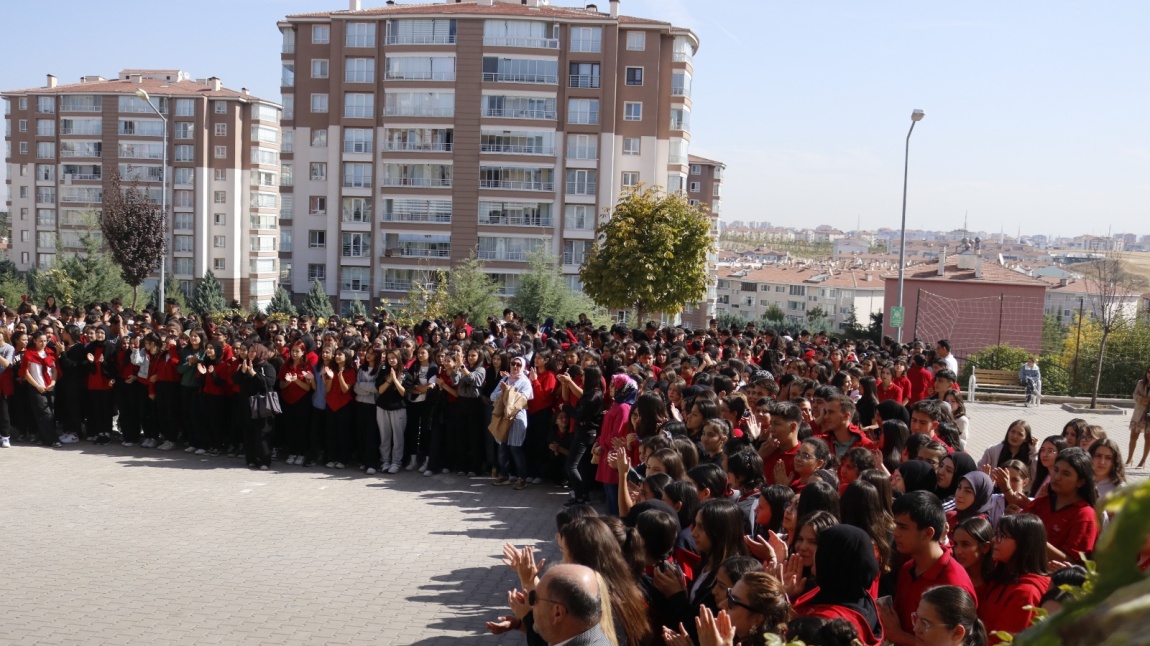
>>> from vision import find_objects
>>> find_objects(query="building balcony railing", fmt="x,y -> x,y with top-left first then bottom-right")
672,51 -> 693,63
480,143 -> 554,155
385,71 -> 456,81
483,108 -> 556,120
382,177 -> 453,188
66,173 -> 102,181
386,34 -> 457,45
480,180 -> 554,191
483,72 -> 557,84
568,75 -> 601,89
671,85 -> 689,97
670,119 -> 689,131
391,247 -> 451,258
383,107 -> 454,117
668,154 -> 688,165
59,151 -> 102,158
562,253 -> 586,265
60,126 -> 102,135
479,213 -> 552,227
384,142 -> 453,152
565,182 -> 597,195
477,249 -> 531,262
483,36 -> 559,49
382,211 -> 452,224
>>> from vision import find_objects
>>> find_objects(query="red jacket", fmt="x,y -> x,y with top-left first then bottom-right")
1026,496 -> 1097,563
795,602 -> 881,646
906,365 -> 934,404
278,362 -> 312,405
823,424 -> 877,457
86,346 -> 114,391
977,574 -> 1050,644
876,381 -> 903,403
527,369 -> 556,414
325,368 -> 355,412
153,344 -> 181,383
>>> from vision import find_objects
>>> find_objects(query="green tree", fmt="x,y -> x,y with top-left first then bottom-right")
266,287 -> 297,316
443,254 -> 501,325
345,298 -> 367,318
148,276 -> 187,312
1082,253 -> 1140,408
806,305 -> 829,332
300,279 -> 335,319
511,250 -> 601,325
580,185 -> 713,319
100,170 -> 167,309
764,303 -> 785,325
189,270 -> 228,317
35,228 -> 131,307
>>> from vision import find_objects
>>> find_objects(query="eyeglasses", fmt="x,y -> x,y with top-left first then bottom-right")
527,589 -> 563,608
911,612 -> 935,633
794,452 -> 818,462
726,588 -> 756,613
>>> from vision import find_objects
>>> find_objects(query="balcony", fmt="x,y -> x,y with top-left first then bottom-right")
383,211 -> 452,224
386,34 -> 457,45
391,246 -> 451,258
673,51 -> 693,64
480,142 -> 554,155
384,141 -> 453,152
383,177 -> 452,188
383,106 -> 454,117
479,212 -> 552,227
565,181 -> 597,196
671,85 -> 689,97
478,249 -> 531,261
568,75 -> 600,89
480,179 -> 554,191
482,108 -> 556,120
483,36 -> 559,49
385,70 -> 455,81
483,72 -> 558,84
562,253 -> 586,265
67,173 -> 102,181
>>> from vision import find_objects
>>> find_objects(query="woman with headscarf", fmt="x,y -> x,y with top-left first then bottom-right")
594,373 -> 638,516
794,524 -> 883,646
946,471 -> 996,542
894,460 -> 937,495
936,452 -> 978,510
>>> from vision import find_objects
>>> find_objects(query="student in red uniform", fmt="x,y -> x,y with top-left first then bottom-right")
978,513 -> 1050,644
759,400 -> 802,487
914,585 -> 988,646
1026,447 -> 1098,564
876,363 -> 904,403
525,350 -> 557,484
278,342 -> 314,467
322,348 -> 356,469
152,327 -> 183,451
196,340 -> 229,456
114,333 -> 142,447
892,358 -> 913,406
794,524 -> 884,646
821,394 -> 875,460
82,326 -> 117,445
879,491 -> 977,646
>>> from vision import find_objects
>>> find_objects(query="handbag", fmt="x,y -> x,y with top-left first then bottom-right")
249,391 -> 282,419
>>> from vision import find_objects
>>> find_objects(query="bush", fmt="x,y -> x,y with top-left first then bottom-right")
960,344 -> 1031,389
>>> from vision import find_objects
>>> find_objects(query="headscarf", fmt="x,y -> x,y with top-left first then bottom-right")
898,460 -> 937,494
936,452 -> 977,500
810,525 -> 882,639
611,373 -> 638,405
954,471 -> 995,522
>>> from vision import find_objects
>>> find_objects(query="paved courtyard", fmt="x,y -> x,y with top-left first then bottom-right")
1,400 -> 1144,645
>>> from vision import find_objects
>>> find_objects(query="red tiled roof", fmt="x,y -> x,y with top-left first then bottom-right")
724,265 -> 885,290
1040,276 -> 1140,296
286,1 -> 674,27
3,77 -> 271,103
688,154 -> 725,167
880,260 -> 1048,286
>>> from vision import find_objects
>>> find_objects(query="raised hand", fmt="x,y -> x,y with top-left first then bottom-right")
484,616 -> 517,635
651,561 -> 685,597
773,459 -> 789,486
695,606 -> 735,646
781,553 -> 806,599
662,623 -> 693,646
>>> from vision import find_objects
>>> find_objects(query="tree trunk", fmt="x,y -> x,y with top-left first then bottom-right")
130,284 -> 139,311
1091,329 -> 1109,409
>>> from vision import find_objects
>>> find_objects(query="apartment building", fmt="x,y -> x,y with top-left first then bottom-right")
681,153 -> 723,327
2,70 -> 282,307
1041,276 -> 1141,323
277,0 -> 699,312
714,264 -> 885,332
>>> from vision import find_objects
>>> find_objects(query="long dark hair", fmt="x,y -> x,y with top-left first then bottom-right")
1055,447 -> 1098,506
664,480 -> 701,531
557,518 -> 652,645
879,420 -> 909,473
991,513 -> 1048,583
955,516 -> 995,584
633,391 -> 667,439
796,480 -> 840,521
1030,435 -> 1069,497
920,586 -> 988,646
840,480 -> 893,573
998,420 -> 1033,467
757,484 -> 794,535
696,499 -> 750,575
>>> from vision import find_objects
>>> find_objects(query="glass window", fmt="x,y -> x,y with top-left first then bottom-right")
567,99 -> 599,125
626,31 -> 646,51
570,26 -> 602,52
625,67 -> 643,86
343,93 -> 374,119
311,59 -> 329,79
623,137 -> 640,155
624,102 -> 642,121
313,24 -> 330,44
346,22 -> 376,48
345,58 -> 375,83
311,93 -> 328,113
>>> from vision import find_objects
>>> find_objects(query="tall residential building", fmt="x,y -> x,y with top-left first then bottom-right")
680,153 -> 724,327
277,0 -> 699,312
3,70 -> 282,308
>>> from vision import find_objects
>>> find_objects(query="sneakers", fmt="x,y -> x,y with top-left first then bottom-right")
304,460 -> 316,467
467,471 -> 477,477
59,434 -> 80,445
325,461 -> 336,469
334,462 -> 346,469
1,437 -> 10,448
157,441 -> 175,451
513,478 -> 527,490
185,446 -> 197,454
418,458 -> 429,473
140,438 -> 154,449
122,441 -> 135,447
288,455 -> 300,465
259,465 -> 269,471
423,469 -> 433,477
94,434 -> 111,446
443,468 -> 452,475
381,463 -> 392,472
405,456 -> 419,471
530,477 -> 544,485
388,464 -> 401,474
194,448 -> 207,456
366,468 -> 377,475
493,475 -> 510,486
270,448 -> 280,461
52,441 -> 63,448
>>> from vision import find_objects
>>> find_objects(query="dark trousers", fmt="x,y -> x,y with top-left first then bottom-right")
428,399 -> 454,473
525,409 -> 553,478
324,405 -> 354,464
457,397 -> 485,473
29,390 -> 56,445
244,417 -> 273,467
181,386 -> 203,447
566,431 -> 596,500
283,397 -> 311,456
229,395 -> 247,450
0,394 -> 10,438
404,399 -> 432,461
201,393 -> 227,450
155,381 -> 182,441
87,389 -> 114,437
57,382 -> 84,436
141,384 -> 158,440
307,405 -> 326,463
115,381 -> 143,443
355,401 -> 380,469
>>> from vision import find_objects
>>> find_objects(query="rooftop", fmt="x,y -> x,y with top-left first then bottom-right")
688,154 -> 725,168
3,70 -> 272,103
881,261 -> 1049,287
723,265 -> 884,289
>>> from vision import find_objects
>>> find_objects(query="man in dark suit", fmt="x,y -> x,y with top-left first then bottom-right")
532,564 -> 611,646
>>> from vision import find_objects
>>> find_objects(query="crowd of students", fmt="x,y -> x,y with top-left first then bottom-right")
0,298 -> 1145,646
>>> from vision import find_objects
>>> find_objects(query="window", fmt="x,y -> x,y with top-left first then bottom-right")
18,119 -> 27,132
311,59 -> 329,79
214,145 -> 227,159
18,97 -> 27,110
623,102 -> 642,121
562,239 -> 592,265
566,134 -> 597,160
565,169 -> 596,195
280,230 -> 292,252
565,204 -> 593,230
283,131 -> 294,153
280,194 -> 293,220
342,197 -> 372,222
251,213 -> 277,230
37,164 -> 55,181
61,95 -> 102,112
37,97 -> 55,113
481,95 -> 554,119
690,164 -> 702,175
567,98 -> 599,125
19,142 -> 28,155
388,18 -> 457,44
671,107 -> 691,131
482,57 -> 555,84
568,62 -> 600,88
308,230 -> 327,248
570,26 -> 602,52
282,27 -> 296,53
625,67 -> 643,86
214,101 -> 227,114
341,232 -> 371,258
175,122 -> 194,139
175,99 -> 195,116
343,93 -> 374,119
252,235 -> 277,252
386,91 -> 455,117
309,24 -> 329,44
479,201 -> 551,227
310,93 -> 328,113
36,209 -> 56,227
344,58 -> 375,83
309,196 -> 327,214
310,162 -> 327,181
175,145 -> 194,161
311,129 -> 327,147
214,123 -> 227,136
213,235 -> 226,248
308,264 -> 326,282
483,19 -> 555,48
622,137 -> 640,155
36,119 -> 55,136
626,31 -> 646,51
213,258 -> 226,271
174,235 -> 194,253
386,55 -> 456,81
210,190 -> 225,204
37,232 -> 56,249
36,142 -> 55,159
713,184 -> 721,197
346,22 -> 376,48
621,172 -> 639,188
789,285 -> 806,296
252,125 -> 278,143
214,213 -> 226,226
341,267 -> 370,292
343,162 -> 373,188
282,94 -> 294,119
689,181 -> 701,193
214,168 -> 227,181
343,128 -> 374,153
672,70 -> 692,97
282,63 -> 295,87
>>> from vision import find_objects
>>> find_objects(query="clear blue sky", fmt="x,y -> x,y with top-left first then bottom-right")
4,0 -> 1148,237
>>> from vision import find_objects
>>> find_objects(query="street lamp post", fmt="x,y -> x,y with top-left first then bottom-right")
135,88 -> 169,310
895,109 -> 925,344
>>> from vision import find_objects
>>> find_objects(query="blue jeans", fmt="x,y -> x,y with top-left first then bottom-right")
603,484 -> 619,516
498,442 -> 527,479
